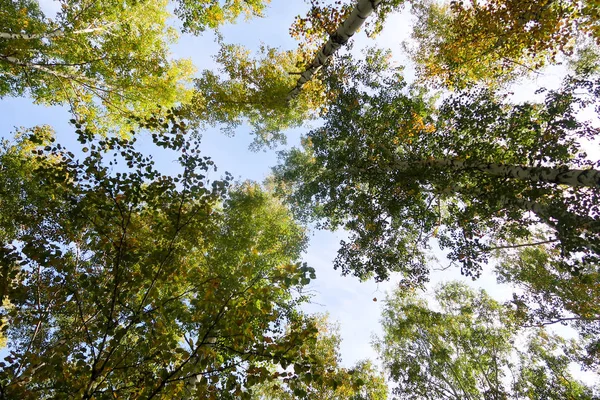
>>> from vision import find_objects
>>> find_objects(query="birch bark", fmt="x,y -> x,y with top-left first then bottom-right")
389,159 -> 600,189
0,26 -> 111,40
287,0 -> 382,101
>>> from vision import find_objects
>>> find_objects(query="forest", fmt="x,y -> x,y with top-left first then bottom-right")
0,0 -> 599,398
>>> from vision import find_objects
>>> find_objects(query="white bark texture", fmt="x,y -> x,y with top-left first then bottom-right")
287,0 -> 382,101
392,159 -> 600,189
183,335 -> 218,399
0,26 -> 109,40
1,55 -> 106,88
506,198 -> 600,253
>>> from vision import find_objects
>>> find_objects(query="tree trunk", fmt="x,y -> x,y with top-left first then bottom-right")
0,26 -> 110,40
286,0 -> 382,101
390,158 -> 600,189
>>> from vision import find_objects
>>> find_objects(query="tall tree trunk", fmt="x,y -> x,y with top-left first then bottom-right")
287,0 -> 382,101
387,157 -> 599,250
504,197 -> 600,252
0,26 -> 111,40
390,158 -> 600,189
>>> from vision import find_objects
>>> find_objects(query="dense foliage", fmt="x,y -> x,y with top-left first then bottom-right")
409,0 -> 600,88
251,315 -> 388,399
276,50 -> 600,284
0,0 -> 319,139
188,43 -> 327,148
0,116 -> 330,398
0,0 -> 196,133
1,0 -> 600,397
376,282 -> 597,399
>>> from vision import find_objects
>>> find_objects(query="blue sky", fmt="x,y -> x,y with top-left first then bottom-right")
1,0 -> 403,368
3,0 -> 598,383
0,0 -> 535,370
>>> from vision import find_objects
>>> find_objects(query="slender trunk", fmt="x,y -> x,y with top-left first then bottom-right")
391,158 -> 600,189
504,197 -> 599,253
1,55 -> 106,87
286,0 -> 382,101
3,55 -> 85,81
508,197 -> 595,228
0,26 -> 108,40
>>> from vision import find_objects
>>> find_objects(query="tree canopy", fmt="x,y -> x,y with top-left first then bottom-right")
187,42 -> 327,148
275,49 -> 600,284
376,282 -> 597,399
0,0 -> 290,137
496,242 -> 600,368
2,0 -> 600,397
408,0 -> 600,89
0,116 -> 327,398
0,0 -> 199,134
251,314 -> 388,399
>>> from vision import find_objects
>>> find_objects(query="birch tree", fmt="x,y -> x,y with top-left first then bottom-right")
375,282 -> 597,399
0,115 -> 330,399
0,0 -> 275,135
385,158 -> 600,189
286,0 -> 406,101
287,0 -> 383,100
409,0 -> 600,89
274,52 -> 600,283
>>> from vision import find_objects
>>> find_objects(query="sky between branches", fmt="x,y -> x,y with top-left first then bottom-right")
1,1 -> 598,384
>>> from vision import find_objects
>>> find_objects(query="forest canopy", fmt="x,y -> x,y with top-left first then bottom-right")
1,0 -> 599,398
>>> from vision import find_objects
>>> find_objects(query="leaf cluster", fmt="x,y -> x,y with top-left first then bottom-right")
188,43 -> 327,148
409,0 -> 595,89
0,113 -> 327,398
275,50 -> 600,285
376,282 -> 597,399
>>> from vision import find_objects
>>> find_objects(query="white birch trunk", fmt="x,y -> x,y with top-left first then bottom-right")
287,0 -> 382,101
2,55 -> 111,90
391,159 -> 600,189
183,335 -> 217,399
505,197 -> 599,252
0,26 -> 109,40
